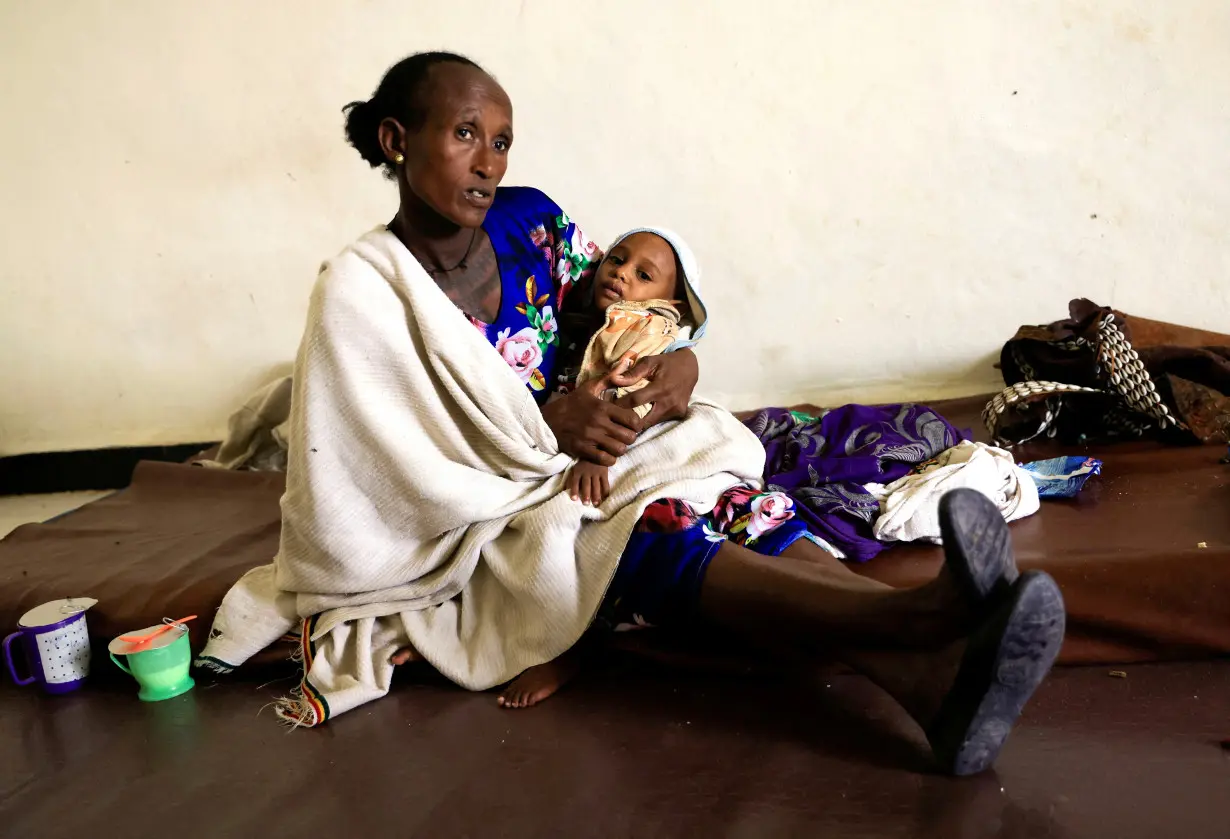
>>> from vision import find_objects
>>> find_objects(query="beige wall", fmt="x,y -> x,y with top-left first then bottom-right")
2,1 -> 1228,455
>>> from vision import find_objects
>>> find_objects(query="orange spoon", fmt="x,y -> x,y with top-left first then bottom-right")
120,615 -> 197,647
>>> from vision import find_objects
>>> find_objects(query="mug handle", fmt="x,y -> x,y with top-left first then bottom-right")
109,652 -> 133,676
3,631 -> 36,686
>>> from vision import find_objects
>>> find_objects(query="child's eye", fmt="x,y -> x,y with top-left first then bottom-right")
638,271 -> 651,282
608,255 -> 624,265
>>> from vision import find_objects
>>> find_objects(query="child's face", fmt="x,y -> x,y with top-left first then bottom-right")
594,233 -> 679,310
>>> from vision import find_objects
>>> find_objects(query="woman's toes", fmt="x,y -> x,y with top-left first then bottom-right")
499,688 -> 527,709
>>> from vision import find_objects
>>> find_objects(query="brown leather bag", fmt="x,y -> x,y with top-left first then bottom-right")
984,299 -> 1230,446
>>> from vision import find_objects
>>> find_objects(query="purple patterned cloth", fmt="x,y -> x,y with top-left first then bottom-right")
743,405 -> 966,562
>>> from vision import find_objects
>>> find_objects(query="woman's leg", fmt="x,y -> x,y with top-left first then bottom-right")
709,537 -> 972,726
697,489 -> 1065,776
698,537 -> 974,650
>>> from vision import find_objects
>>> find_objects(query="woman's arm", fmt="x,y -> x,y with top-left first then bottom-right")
541,363 -> 643,466
541,348 -> 699,463
609,349 -> 700,428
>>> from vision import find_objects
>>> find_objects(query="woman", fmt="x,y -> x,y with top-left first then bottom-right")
200,52 -> 1064,777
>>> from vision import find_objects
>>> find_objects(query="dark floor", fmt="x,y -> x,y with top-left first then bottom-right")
2,656 -> 1227,839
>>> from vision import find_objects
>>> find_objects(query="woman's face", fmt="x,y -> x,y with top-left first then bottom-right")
385,64 -> 514,228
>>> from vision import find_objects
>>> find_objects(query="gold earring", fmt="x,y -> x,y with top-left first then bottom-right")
393,153 -> 405,164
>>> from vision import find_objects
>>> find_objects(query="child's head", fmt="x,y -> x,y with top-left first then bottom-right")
594,232 -> 682,311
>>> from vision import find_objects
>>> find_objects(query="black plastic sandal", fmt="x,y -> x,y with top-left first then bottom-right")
938,488 -> 1021,605
926,570 -> 1067,776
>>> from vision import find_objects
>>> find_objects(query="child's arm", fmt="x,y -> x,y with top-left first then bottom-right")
567,460 -> 611,505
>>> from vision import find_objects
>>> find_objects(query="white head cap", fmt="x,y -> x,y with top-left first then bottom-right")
604,227 -> 707,351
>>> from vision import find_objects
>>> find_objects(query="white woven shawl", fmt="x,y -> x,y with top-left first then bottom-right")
197,227 -> 765,725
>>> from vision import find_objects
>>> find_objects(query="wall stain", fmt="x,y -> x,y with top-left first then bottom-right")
1115,19 -> 1151,44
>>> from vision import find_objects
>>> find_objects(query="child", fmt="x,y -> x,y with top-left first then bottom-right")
499,228 -> 847,709
561,227 -> 708,506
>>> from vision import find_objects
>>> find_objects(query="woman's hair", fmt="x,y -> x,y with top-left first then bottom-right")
343,51 -> 484,177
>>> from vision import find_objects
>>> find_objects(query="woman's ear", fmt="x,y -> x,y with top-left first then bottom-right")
378,117 -> 408,165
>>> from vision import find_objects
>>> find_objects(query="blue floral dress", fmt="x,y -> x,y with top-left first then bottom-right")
465,187 -> 598,399
473,188 -> 830,631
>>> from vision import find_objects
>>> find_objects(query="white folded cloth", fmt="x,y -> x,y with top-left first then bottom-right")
865,441 -> 1040,544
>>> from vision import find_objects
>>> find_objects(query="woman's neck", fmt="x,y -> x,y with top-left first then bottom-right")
390,195 -> 475,272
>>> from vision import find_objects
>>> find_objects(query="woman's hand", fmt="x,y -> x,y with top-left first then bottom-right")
611,349 -> 699,427
541,368 -> 643,466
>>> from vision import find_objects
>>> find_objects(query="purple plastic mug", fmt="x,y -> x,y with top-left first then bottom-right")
3,598 -> 96,695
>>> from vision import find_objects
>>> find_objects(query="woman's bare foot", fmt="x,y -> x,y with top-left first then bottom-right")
497,652 -> 581,709
390,646 -> 420,666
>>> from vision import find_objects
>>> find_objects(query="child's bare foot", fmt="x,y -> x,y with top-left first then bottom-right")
497,652 -> 581,709
390,646 -> 420,666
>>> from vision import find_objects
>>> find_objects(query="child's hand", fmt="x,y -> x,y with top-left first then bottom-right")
568,461 -> 610,506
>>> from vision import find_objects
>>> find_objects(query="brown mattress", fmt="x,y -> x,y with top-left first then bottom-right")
852,397 -> 1230,663
3,395 -> 1224,666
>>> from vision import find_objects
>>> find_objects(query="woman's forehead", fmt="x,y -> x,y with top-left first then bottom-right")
426,64 -> 512,121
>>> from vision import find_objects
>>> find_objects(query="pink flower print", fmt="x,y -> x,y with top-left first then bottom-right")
745,492 -> 795,540
495,326 -> 545,388
530,224 -> 548,248
540,305 -> 558,336
572,227 -> 599,262
712,485 -> 761,531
